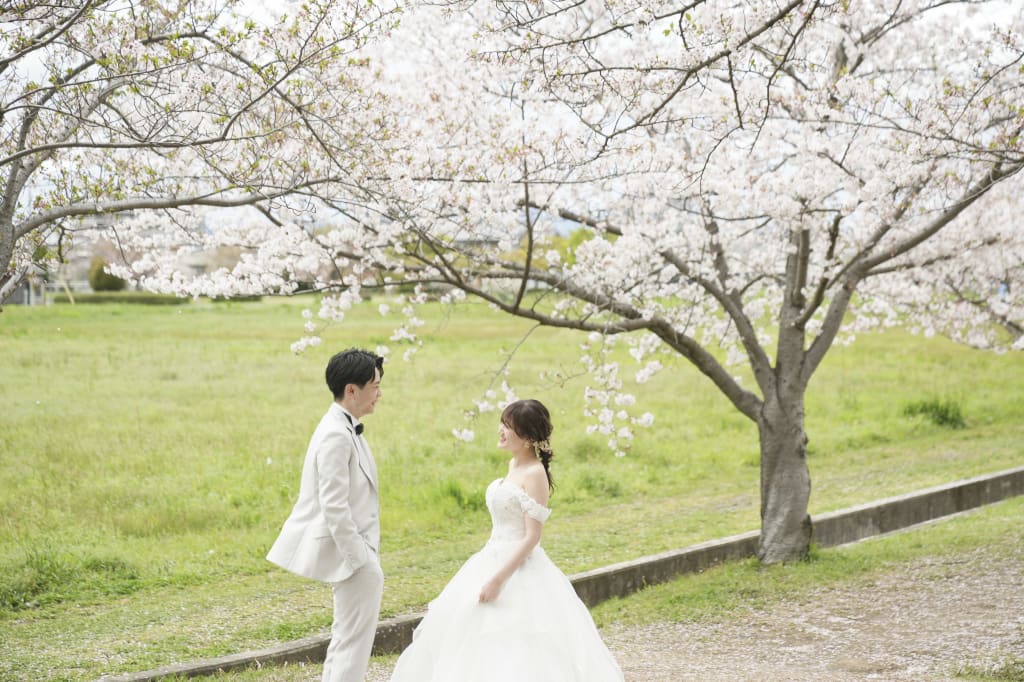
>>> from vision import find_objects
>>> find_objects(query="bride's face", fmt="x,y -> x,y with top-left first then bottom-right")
497,420 -> 529,454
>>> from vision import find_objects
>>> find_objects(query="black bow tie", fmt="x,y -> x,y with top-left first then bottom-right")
344,413 -> 364,435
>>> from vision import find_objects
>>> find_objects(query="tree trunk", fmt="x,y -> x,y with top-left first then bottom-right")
756,392 -> 812,563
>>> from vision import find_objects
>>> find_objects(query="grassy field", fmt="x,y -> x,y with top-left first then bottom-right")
1,298 -> 1022,680
143,494 -> 1024,681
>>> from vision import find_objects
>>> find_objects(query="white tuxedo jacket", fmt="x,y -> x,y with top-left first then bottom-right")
267,403 -> 380,583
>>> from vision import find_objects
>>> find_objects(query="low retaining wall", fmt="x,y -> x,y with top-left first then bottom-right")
103,465 -> 1024,681
811,468 -> 1024,548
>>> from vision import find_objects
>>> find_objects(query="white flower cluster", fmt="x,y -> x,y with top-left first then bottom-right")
580,333 -> 657,456
452,380 -> 520,446
290,336 -> 323,354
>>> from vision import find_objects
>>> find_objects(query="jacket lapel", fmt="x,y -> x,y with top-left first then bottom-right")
354,435 -> 378,490
331,404 -> 378,490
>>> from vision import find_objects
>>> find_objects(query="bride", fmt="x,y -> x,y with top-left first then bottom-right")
389,399 -> 624,682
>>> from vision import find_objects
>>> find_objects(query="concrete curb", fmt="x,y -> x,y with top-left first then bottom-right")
101,465 -> 1024,681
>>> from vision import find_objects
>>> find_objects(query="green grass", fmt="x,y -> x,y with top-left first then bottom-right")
115,494 -> 1024,682
589,495 -> 1024,627
903,397 -> 968,429
956,659 -> 1024,681
0,298 -> 1022,680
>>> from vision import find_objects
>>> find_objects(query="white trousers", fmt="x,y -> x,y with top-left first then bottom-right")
323,557 -> 384,682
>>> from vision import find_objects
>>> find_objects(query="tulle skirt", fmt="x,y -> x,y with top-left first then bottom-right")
389,541 -> 623,682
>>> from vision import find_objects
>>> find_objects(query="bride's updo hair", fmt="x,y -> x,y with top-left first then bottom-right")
501,399 -> 555,492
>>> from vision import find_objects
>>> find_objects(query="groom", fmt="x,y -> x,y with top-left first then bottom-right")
267,348 -> 385,682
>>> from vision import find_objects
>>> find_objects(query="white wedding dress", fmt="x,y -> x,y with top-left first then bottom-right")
389,478 -> 624,682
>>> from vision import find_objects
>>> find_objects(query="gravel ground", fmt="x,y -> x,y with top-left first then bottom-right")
363,543 -> 1024,681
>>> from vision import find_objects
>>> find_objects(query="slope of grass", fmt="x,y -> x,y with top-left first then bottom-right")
0,298 -> 1021,680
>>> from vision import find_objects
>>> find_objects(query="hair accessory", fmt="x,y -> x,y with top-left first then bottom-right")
533,438 -> 551,455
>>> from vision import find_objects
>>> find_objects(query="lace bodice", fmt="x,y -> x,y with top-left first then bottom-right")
485,478 -> 551,543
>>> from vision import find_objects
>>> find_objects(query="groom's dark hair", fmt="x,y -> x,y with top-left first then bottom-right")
326,348 -> 385,398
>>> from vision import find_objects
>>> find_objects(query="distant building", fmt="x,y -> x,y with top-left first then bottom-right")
5,267 -> 47,305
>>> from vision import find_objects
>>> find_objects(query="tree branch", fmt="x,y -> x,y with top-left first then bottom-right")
13,179 -> 339,239
861,160 -> 1024,274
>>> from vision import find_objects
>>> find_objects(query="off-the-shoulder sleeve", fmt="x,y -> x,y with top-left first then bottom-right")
515,488 -> 552,523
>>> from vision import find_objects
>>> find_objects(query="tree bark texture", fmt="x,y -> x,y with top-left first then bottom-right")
756,392 -> 812,563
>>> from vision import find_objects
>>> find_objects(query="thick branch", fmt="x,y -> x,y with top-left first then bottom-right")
801,273 -> 860,384
528,198 -> 776,390
861,161 -> 1024,273
430,260 -> 765,421
13,179 -> 337,239
794,213 -> 841,328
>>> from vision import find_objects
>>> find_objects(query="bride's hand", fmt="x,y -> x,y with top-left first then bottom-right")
478,577 -> 504,603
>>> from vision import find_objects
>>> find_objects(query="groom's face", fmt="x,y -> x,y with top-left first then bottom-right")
348,368 -> 382,418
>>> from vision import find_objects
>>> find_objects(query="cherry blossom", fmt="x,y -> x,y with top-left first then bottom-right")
9,0 -> 1020,562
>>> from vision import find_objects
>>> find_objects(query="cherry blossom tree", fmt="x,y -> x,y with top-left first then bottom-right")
111,0 -> 1023,562
0,0 -> 399,305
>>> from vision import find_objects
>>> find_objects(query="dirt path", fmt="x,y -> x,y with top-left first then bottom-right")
365,543 -> 1024,681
